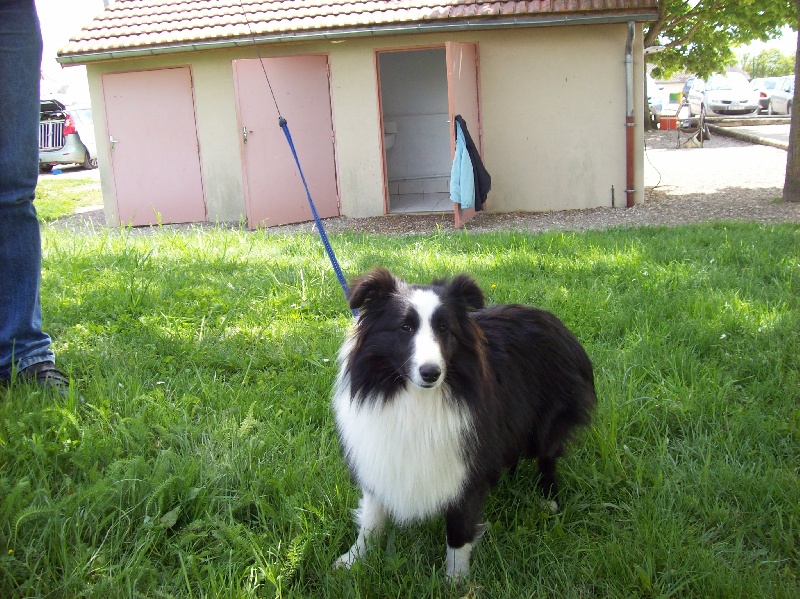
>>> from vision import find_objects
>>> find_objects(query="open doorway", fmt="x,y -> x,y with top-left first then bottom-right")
378,48 -> 452,213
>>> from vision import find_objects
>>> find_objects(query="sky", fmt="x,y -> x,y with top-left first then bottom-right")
735,26 -> 798,58
36,0 -> 107,102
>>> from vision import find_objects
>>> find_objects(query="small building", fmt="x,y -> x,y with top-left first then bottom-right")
58,0 -> 659,228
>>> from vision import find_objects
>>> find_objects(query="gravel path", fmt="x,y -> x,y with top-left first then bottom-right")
51,130 -> 800,235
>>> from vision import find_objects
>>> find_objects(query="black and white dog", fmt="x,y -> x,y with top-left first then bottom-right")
332,268 -> 596,581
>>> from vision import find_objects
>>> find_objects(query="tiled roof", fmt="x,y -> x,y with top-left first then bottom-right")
58,0 -> 659,63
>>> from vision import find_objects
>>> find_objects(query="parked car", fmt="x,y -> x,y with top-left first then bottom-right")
767,75 -> 794,115
681,76 -> 695,101
750,76 -> 782,114
646,73 -> 664,126
687,72 -> 760,117
39,99 -> 97,172
646,74 -> 664,115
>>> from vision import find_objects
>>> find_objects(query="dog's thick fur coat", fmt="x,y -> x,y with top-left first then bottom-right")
332,268 -> 596,581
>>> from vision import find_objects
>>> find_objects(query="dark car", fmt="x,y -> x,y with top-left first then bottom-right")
768,75 -> 794,116
39,99 -> 97,172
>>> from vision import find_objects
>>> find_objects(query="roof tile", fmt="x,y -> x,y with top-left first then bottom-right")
58,0 -> 658,60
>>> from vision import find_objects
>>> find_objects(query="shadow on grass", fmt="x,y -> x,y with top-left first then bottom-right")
1,221 -> 795,596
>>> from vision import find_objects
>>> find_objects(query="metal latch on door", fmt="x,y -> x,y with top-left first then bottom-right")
110,135 -> 119,151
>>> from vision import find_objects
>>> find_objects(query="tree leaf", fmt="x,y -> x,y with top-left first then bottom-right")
160,506 -> 181,529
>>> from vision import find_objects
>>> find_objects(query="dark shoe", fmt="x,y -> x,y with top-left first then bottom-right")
18,361 -> 79,400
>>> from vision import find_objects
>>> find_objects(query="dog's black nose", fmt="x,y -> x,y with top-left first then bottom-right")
419,364 -> 442,384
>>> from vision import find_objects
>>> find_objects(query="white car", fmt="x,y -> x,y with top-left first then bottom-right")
687,73 -> 760,117
646,73 -> 664,116
751,76 -> 782,114
39,99 -> 97,172
767,75 -> 794,115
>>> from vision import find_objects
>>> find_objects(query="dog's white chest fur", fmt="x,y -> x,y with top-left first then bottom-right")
333,373 -> 474,523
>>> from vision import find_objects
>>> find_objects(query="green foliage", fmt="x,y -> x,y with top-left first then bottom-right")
646,0 -> 797,79
1,222 -> 799,597
740,47 -> 796,78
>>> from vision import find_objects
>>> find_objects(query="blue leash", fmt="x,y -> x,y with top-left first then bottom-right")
236,2 -> 354,316
278,117 -> 356,317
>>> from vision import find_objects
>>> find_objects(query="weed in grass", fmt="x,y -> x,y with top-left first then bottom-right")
0,221 -> 798,597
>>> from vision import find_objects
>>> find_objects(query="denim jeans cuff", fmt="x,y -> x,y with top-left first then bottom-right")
1,352 -> 56,381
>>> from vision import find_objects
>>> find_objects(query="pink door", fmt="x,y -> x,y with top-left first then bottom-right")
102,68 -> 206,226
446,42 -> 482,227
233,55 -> 340,229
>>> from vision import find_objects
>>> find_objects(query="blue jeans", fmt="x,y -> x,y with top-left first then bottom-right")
0,0 -> 54,380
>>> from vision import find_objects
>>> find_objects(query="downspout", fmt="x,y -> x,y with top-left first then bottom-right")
624,21 -> 635,207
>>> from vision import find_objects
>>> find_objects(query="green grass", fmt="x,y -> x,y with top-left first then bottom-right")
34,177 -> 102,221
1,198 -> 799,596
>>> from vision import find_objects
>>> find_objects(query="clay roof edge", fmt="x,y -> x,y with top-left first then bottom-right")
58,10 -> 658,65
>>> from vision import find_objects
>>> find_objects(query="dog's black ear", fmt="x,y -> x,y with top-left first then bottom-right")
446,274 -> 485,310
348,268 -> 398,311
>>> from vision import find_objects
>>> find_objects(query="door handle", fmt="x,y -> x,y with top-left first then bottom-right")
110,135 -> 119,151
242,126 -> 248,144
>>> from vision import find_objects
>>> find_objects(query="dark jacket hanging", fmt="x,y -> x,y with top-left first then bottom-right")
454,114 -> 491,211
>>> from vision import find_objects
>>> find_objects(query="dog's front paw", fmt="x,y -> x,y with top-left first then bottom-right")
333,545 -> 363,570
540,499 -> 559,514
444,542 -> 473,584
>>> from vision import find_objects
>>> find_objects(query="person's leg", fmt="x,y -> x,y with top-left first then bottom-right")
0,0 -> 56,382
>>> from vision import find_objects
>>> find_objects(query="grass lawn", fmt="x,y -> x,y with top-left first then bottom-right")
1,185 -> 799,597
34,176 -> 103,222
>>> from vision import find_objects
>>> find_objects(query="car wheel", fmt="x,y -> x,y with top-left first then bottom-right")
82,152 -> 98,170
39,164 -> 53,174
768,101 -> 775,115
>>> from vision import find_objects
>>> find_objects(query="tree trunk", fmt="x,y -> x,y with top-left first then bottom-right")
782,1 -> 800,202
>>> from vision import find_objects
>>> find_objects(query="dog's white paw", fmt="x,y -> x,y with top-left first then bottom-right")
333,545 -> 363,570
445,542 -> 473,584
332,553 -> 355,570
540,499 -> 559,514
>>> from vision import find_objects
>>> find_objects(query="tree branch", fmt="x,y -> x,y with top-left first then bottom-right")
645,0 -> 725,48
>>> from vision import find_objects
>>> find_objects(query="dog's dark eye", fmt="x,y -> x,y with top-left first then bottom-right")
400,324 -> 412,332
438,324 -> 449,333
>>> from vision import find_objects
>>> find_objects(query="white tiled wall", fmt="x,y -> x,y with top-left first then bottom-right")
388,176 -> 452,213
